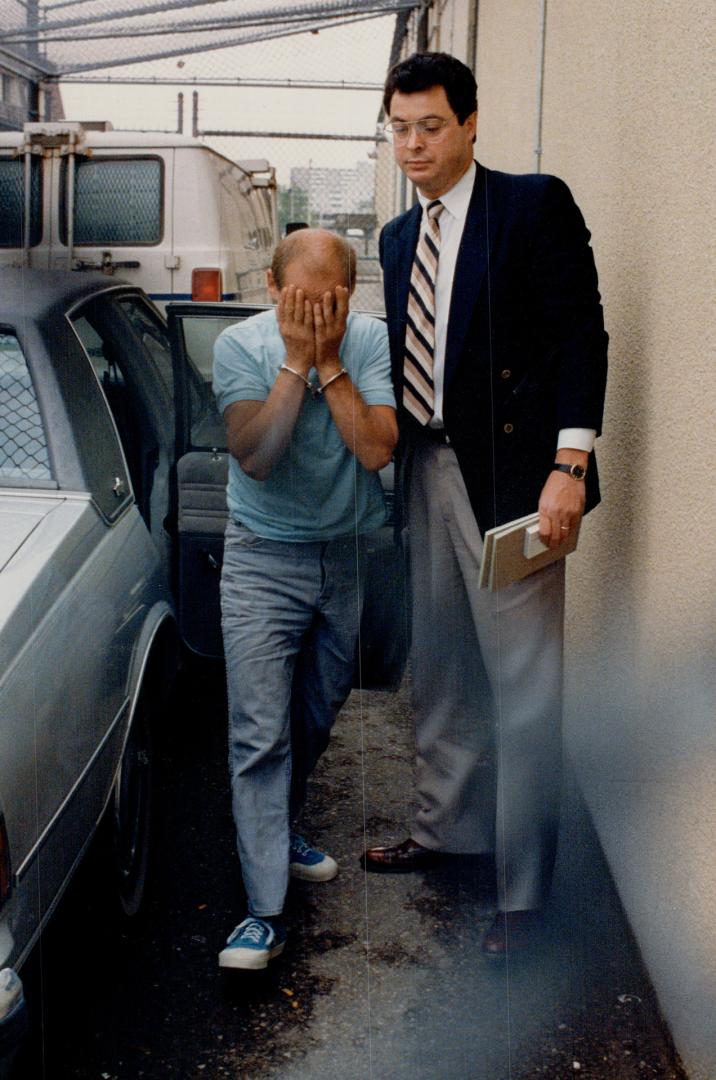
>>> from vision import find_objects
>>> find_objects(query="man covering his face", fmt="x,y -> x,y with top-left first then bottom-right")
214,228 -> 397,971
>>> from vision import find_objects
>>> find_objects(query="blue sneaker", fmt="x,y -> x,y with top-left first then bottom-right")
218,917 -> 286,971
289,833 -> 338,882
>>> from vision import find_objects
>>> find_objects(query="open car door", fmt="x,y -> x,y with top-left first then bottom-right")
166,301 -> 408,689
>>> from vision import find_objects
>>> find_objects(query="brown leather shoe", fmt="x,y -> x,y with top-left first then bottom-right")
360,837 -> 443,873
481,910 -> 540,956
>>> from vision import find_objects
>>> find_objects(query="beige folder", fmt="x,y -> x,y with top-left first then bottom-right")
478,512 -> 581,591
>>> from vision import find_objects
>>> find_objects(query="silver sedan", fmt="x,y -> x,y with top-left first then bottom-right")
0,271 -> 179,1065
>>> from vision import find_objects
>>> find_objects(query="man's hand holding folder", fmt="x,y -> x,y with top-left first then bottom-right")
479,512 -> 582,591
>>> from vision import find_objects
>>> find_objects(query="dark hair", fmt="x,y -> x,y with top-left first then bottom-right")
271,228 -> 357,290
383,51 -> 477,124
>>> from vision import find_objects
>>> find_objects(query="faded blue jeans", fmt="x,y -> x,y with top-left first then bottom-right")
220,520 -> 365,917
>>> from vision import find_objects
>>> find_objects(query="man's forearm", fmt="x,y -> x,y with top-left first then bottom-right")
554,447 -> 589,468
320,369 -> 397,472
225,369 -> 307,481
311,287 -> 396,471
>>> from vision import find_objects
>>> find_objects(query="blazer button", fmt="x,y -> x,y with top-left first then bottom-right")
503,423 -> 514,434
500,369 -> 511,379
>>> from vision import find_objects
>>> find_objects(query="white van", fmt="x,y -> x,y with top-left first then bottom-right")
0,121 -> 278,306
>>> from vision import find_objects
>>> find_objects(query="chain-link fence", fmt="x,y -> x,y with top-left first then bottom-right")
1,0 -> 428,310
0,332 -> 53,482
0,154 -> 42,244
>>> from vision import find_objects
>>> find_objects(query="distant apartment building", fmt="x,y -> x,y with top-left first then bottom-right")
289,160 -> 376,224
0,66 -> 36,130
1,0 -> 64,130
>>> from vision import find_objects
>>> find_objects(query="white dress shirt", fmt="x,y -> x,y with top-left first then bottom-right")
416,162 -> 595,453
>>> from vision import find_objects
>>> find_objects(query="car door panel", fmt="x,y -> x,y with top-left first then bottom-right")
167,301 -> 407,686
176,450 -> 228,657
2,503 -> 160,960
168,303 -> 263,661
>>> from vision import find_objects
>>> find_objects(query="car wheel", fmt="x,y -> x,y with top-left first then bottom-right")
111,692 -> 153,918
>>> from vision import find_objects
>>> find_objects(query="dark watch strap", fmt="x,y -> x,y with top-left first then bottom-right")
552,463 -> 587,480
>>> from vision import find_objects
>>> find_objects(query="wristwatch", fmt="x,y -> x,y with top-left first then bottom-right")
552,462 -> 587,480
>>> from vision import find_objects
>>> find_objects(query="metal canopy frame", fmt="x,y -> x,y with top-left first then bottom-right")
0,0 -> 425,77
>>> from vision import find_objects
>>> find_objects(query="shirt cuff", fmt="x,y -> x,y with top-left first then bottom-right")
557,428 -> 597,453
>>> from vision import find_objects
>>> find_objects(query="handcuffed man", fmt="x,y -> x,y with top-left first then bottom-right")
213,228 -> 397,970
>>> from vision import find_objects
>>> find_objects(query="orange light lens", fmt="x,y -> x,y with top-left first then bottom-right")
191,268 -> 222,302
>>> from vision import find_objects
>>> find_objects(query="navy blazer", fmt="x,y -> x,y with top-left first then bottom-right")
380,162 -> 608,533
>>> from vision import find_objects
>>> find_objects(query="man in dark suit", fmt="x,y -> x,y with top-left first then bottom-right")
361,52 -> 608,955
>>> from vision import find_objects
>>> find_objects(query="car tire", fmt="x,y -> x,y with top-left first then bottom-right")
111,690 -> 154,918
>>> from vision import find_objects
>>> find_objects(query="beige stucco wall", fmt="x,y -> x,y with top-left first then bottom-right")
473,0 -> 543,172
539,7 -> 715,1075
538,8 -> 716,1077
395,1 -> 716,1075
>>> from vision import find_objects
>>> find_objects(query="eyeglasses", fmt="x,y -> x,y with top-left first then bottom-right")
383,112 -> 458,144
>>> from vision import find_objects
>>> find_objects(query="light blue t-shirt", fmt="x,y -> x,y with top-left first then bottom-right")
213,309 -> 395,542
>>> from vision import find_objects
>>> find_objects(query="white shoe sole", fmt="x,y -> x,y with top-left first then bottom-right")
219,940 -> 285,971
289,856 -> 339,882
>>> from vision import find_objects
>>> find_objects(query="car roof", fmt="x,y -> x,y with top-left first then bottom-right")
0,269 -> 137,324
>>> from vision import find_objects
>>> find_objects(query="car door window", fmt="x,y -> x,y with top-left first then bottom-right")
183,316 -> 239,449
165,303 -> 268,657
117,297 -> 174,403
0,330 -> 53,484
170,307 -> 269,451
73,314 -> 133,451
71,297 -> 173,543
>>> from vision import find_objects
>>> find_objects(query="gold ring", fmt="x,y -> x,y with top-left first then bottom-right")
560,526 -> 569,532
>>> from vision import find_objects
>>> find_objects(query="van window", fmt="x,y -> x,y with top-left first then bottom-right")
0,330 -> 53,482
61,157 -> 163,246
0,156 -> 42,247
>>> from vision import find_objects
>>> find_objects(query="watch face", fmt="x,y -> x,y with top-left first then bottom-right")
571,464 -> 586,480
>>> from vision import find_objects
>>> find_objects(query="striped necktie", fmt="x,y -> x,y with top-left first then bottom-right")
403,199 -> 444,425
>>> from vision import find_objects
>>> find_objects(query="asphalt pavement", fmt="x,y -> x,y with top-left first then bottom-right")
14,665 -> 687,1079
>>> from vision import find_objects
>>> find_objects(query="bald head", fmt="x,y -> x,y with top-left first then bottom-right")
269,228 -> 357,297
